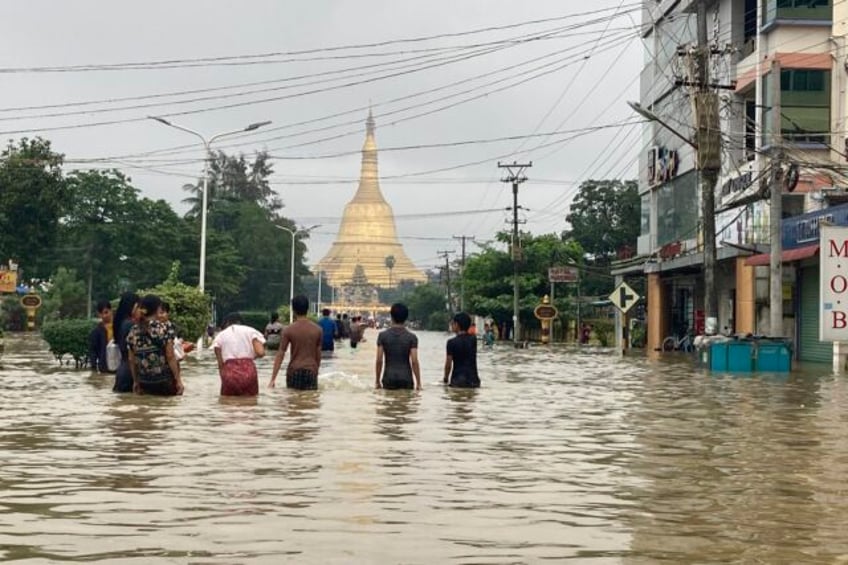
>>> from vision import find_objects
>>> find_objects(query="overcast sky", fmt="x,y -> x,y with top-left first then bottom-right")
0,1 -> 642,272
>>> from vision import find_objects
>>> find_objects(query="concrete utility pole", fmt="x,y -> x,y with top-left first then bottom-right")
693,0 -> 721,330
769,58 -> 784,336
499,161 -> 532,345
453,235 -> 475,312
437,250 -> 456,312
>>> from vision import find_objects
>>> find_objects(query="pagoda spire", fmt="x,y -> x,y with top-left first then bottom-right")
316,110 -> 426,291
353,108 -> 383,203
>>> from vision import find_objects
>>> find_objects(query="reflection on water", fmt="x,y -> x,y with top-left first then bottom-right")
3,332 -> 848,562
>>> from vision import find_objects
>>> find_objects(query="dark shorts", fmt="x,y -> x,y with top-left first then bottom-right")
287,368 -> 318,390
382,375 -> 414,390
140,379 -> 179,396
350,341 -> 359,349
449,376 -> 480,388
113,361 -> 133,393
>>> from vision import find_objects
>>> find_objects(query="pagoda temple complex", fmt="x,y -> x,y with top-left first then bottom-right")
317,111 -> 426,293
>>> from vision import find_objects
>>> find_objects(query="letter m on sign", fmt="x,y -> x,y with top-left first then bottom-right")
830,239 -> 848,258
821,225 -> 848,341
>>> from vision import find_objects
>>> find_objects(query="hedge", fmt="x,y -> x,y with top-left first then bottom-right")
42,318 -> 96,368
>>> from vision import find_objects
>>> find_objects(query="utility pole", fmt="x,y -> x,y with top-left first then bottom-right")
499,160 -> 532,345
769,58 -> 784,336
692,0 -> 722,330
453,235 -> 475,312
438,250 -> 456,312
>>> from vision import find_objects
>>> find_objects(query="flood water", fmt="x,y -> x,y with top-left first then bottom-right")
2,330 -> 848,564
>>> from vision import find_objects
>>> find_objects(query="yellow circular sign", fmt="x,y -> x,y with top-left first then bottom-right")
20,294 -> 42,309
534,304 -> 558,320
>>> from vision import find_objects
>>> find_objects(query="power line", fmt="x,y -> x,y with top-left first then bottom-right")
0,5 -> 641,73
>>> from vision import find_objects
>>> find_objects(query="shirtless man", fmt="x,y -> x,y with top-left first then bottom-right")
270,295 -> 323,390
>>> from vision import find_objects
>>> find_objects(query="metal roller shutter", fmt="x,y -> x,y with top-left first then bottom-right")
799,267 -> 831,363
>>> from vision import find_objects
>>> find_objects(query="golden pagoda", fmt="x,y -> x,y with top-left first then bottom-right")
317,110 -> 426,288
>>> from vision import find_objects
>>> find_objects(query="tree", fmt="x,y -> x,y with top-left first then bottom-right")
40,267 -> 87,322
182,150 -> 280,216
0,138 -> 66,279
565,179 -> 639,260
60,170 -> 139,306
405,283 -> 449,330
565,179 -> 639,296
384,255 -> 396,288
463,232 -> 582,332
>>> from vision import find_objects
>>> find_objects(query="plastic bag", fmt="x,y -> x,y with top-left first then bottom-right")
106,340 -> 121,372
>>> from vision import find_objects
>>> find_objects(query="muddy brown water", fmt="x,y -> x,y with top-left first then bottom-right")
1,331 -> 847,564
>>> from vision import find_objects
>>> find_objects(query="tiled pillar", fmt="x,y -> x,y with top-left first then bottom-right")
735,257 -> 755,334
647,273 -> 665,352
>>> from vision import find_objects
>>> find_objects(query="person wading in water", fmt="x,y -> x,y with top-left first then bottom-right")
375,302 -> 421,390
269,295 -> 322,390
213,312 -> 266,396
127,294 -> 185,396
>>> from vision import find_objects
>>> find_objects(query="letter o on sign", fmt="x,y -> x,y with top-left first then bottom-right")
831,275 -> 848,294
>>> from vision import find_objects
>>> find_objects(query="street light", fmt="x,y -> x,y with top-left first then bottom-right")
627,102 -> 697,149
149,116 -> 271,296
149,116 -> 270,354
274,224 -> 319,323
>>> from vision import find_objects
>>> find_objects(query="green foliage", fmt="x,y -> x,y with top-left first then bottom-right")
0,138 -> 67,279
143,262 -> 210,340
240,311 -> 271,332
565,179 -> 639,296
590,319 -> 614,347
565,179 -> 639,259
275,304 -> 291,324
41,267 -> 87,321
41,318 -> 95,368
405,283 -> 447,328
463,233 -> 583,332
426,311 -> 451,332
0,296 -> 26,331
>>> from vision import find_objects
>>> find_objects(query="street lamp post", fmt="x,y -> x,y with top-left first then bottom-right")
149,117 -> 270,353
274,224 -> 319,323
149,117 -> 271,296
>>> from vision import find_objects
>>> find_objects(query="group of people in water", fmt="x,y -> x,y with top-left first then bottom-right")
90,292 -> 480,397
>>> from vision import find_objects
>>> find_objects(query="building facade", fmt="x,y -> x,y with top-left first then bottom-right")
629,0 -> 840,362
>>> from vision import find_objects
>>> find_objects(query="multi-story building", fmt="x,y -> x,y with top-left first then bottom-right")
626,0 -> 839,362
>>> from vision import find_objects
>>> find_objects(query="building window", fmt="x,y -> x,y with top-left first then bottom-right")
763,69 -> 830,144
657,171 -> 698,247
764,0 -> 831,24
641,194 -> 651,237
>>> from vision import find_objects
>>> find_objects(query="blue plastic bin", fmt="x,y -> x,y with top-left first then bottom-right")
710,342 -> 729,371
755,341 -> 791,372
727,341 -> 755,372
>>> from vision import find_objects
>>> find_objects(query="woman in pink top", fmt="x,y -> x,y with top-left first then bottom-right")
212,312 -> 266,396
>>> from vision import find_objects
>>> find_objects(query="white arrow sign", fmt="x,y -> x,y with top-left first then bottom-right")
609,281 -> 640,314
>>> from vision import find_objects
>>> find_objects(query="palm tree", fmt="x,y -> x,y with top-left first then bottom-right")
384,255 -> 396,288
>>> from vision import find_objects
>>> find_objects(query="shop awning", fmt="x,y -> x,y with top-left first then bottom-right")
744,244 -> 819,266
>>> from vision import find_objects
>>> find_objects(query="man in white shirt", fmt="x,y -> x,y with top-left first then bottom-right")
212,312 -> 266,396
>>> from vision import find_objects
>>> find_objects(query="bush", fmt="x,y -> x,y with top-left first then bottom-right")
240,311 -> 271,332
591,319 -> 615,346
1,296 -> 26,331
40,267 -> 87,322
42,318 -> 95,368
425,311 -> 450,332
142,262 -> 211,340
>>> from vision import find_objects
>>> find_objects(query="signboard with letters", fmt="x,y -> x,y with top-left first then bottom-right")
0,270 -> 16,294
646,146 -> 679,186
548,266 -> 578,283
821,225 -> 848,341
